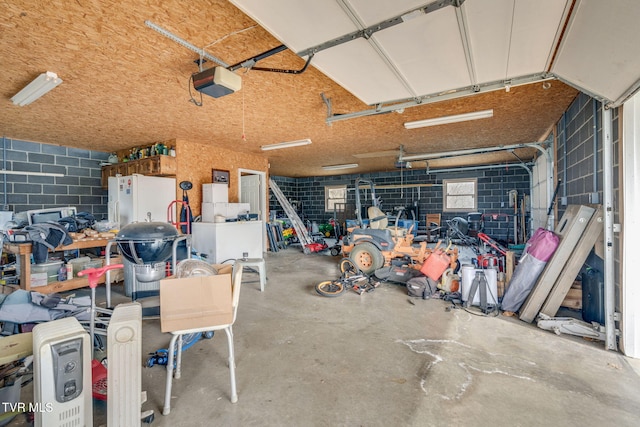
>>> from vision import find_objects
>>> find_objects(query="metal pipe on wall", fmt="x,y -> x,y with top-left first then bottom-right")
430,162 -> 532,177
402,142 -> 538,161
528,143 -> 552,233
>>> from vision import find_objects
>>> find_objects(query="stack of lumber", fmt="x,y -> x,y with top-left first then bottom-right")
518,205 -> 603,323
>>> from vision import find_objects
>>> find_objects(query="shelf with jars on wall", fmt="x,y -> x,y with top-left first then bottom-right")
101,143 -> 176,188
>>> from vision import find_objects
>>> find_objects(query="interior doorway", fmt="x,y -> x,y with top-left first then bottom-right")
238,168 -> 267,252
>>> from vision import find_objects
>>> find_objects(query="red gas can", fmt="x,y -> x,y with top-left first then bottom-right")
420,249 -> 451,281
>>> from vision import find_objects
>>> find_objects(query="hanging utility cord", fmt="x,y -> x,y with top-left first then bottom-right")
203,25 -> 258,49
188,74 -> 203,107
241,88 -> 246,141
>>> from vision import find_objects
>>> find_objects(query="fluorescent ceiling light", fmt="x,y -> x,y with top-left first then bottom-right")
404,109 -> 493,129
322,163 -> 359,171
11,71 -> 63,106
261,138 -> 312,151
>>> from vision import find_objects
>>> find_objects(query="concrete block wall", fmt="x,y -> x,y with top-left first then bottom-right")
270,165 -> 530,244
269,176 -> 298,217
556,93 -> 611,214
1,137 -> 109,220
555,92 -> 621,311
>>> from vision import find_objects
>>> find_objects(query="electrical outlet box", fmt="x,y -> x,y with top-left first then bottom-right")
589,192 -> 600,204
560,196 -> 568,206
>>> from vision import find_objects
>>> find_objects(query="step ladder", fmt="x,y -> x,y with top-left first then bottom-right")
269,178 -> 313,254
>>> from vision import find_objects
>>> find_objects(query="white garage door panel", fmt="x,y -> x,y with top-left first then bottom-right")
348,0 -> 435,26
312,38 -> 414,105
622,92 -> 640,358
465,0 -> 513,83
465,0 -> 568,82
553,0 -> 640,103
374,7 -> 471,96
229,0 -> 357,53
232,0 -> 640,108
506,0 -> 569,78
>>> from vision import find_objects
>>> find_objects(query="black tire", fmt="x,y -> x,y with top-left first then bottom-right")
142,412 -> 155,424
330,246 -> 341,256
339,257 -> 360,278
349,242 -> 384,275
315,280 -> 345,297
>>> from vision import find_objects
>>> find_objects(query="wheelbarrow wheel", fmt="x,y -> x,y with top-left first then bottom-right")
349,242 -> 384,275
315,280 -> 345,297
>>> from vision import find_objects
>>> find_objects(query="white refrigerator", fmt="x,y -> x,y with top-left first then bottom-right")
108,175 -> 176,226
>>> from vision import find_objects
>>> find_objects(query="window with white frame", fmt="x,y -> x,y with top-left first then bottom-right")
325,185 -> 347,212
443,178 -> 477,212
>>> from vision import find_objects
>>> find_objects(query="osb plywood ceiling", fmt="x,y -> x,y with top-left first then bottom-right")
1,0 -> 638,177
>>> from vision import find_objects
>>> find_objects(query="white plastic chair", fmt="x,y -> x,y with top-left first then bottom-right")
162,264 -> 243,415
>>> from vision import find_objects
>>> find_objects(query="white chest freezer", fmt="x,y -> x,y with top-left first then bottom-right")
191,221 -> 263,263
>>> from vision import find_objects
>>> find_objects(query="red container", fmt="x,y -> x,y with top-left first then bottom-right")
420,249 -> 450,281
92,359 -> 108,400
477,254 -> 498,268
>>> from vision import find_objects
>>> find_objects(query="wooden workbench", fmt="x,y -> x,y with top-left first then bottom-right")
3,238 -> 114,294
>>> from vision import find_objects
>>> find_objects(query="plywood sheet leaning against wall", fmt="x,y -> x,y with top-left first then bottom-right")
540,205 -> 604,318
173,139 -> 269,217
518,205 -> 596,323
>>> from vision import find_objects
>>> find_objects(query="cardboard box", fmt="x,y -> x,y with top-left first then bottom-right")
202,183 -> 229,204
211,264 -> 233,275
160,273 -> 232,333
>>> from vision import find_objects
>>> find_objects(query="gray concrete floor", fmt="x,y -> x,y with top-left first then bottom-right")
8,247 -> 640,426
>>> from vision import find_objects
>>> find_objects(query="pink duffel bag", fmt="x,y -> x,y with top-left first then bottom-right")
501,228 -> 560,312
524,227 -> 559,262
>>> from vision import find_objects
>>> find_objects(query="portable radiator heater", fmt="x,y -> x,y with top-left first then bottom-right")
107,302 -> 150,426
33,317 -> 92,427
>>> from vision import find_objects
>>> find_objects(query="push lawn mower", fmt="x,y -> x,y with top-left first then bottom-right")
445,217 -> 478,246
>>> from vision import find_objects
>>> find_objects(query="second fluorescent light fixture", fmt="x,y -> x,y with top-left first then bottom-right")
404,109 -> 493,129
261,138 -> 312,151
322,163 -> 359,171
11,71 -> 63,106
